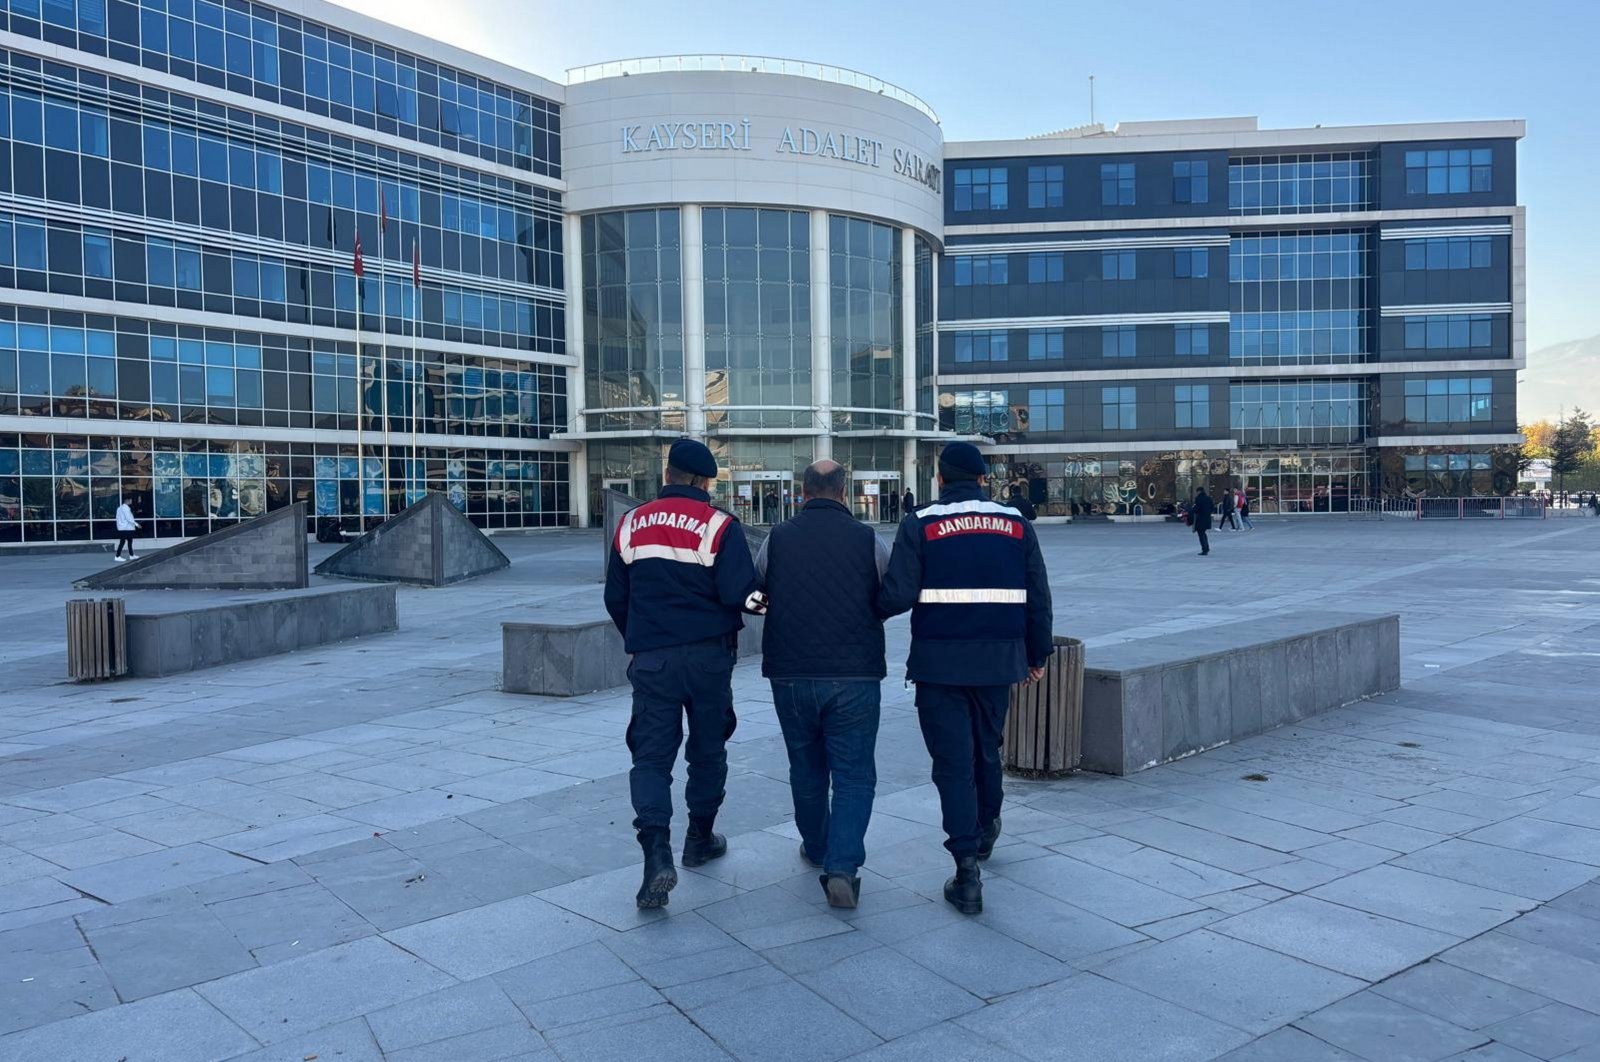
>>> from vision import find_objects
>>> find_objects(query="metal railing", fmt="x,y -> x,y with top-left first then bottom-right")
1371,496 -> 1599,520
566,55 -> 941,125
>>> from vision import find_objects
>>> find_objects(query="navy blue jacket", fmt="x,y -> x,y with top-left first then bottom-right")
878,482 -> 1054,686
756,498 -> 888,680
604,485 -> 758,653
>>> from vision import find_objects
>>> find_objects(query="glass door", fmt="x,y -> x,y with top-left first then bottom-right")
851,471 -> 902,523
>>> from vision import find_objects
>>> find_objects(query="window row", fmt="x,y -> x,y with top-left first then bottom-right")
1229,231 -> 1369,282
1230,379 -> 1368,441
948,323 -> 1216,365
0,312 -> 567,437
1404,148 -> 1492,196
950,246 -> 1212,287
1,0 -> 561,173
1402,314 -> 1495,351
1401,235 -> 1492,271
1229,309 -> 1367,362
1228,153 -> 1372,215
1402,377 -> 1493,423
0,212 -> 561,350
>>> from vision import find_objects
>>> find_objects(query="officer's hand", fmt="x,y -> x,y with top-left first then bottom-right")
1025,666 -> 1046,685
744,591 -> 769,615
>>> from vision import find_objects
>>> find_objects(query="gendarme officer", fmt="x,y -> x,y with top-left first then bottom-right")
878,442 -> 1054,914
604,439 -> 761,909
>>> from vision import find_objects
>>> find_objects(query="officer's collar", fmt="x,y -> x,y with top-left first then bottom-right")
937,481 -> 987,503
659,484 -> 711,502
801,497 -> 850,515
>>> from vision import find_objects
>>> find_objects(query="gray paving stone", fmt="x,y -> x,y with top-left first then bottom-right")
969,876 -> 1147,961
797,945 -> 982,1039
840,1020 -> 1033,1062
956,971 -> 1252,1061
1098,929 -> 1364,1034
384,894 -> 607,980
997,853 -> 1205,927
58,843 -> 260,903
495,940 -> 637,1010
517,978 -> 663,1033
81,903 -> 258,1000
1394,840 -> 1599,901
1210,1026 -> 1366,1061
195,936 -> 456,1043
1371,961 -> 1552,1030
1295,991 -> 1492,1062
384,1023 -> 551,1062
1212,894 -> 1459,981
544,1008 -> 731,1062
686,978 -> 881,1062
1104,816 -> 1295,873
1440,933 -> 1600,1014
0,987 -> 260,1062
1484,1003 -> 1600,1059
1308,864 -> 1537,936
535,864 -> 739,931
1463,818 -> 1600,869
217,1018 -> 384,1062
364,978 -> 526,1053
890,920 -> 1065,999
1494,905 -> 1600,966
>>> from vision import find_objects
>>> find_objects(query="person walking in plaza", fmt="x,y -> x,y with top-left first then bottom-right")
755,459 -> 890,909
902,487 -> 916,516
113,499 -> 141,561
1217,484 -> 1237,530
1006,483 -> 1037,521
604,438 -> 762,909
1236,487 -> 1253,530
878,442 -> 1054,915
1192,487 -> 1215,555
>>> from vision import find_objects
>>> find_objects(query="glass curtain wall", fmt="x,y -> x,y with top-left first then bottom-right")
829,215 -> 902,430
582,209 -> 683,432
1229,231 -> 1369,364
702,208 -> 810,429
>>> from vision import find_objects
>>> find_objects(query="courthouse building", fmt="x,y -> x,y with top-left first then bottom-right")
0,0 -> 1526,543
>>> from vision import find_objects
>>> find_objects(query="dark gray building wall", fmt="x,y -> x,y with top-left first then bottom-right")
940,243 -> 1229,320
1374,138 -> 1517,210
938,322 -> 1229,373
944,149 -> 1232,226
1375,370 -> 1517,435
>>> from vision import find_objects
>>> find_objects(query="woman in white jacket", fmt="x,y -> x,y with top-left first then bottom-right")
114,500 -> 140,561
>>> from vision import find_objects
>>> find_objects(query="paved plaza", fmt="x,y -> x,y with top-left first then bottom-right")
2,516 -> 1599,1062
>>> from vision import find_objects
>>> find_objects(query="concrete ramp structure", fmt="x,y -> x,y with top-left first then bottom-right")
74,503 -> 308,591
315,492 -> 509,587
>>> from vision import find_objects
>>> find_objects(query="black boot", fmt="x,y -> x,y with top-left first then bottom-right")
635,828 -> 677,909
820,873 -> 861,909
977,816 -> 1002,861
944,855 -> 982,915
681,817 -> 727,868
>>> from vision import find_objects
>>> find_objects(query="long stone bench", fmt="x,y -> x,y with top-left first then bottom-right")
1080,610 -> 1399,775
503,613 -> 763,696
113,583 -> 397,677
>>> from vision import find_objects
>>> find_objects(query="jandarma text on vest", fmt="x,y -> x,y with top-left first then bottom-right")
925,515 -> 1024,540
629,510 -> 710,536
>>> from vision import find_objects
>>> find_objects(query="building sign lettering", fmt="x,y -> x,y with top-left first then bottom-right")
619,117 -> 941,196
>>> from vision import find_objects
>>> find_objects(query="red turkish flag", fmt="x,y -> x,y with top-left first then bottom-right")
353,232 -> 364,278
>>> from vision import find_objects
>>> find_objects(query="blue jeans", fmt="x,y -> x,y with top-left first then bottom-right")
770,679 -> 881,876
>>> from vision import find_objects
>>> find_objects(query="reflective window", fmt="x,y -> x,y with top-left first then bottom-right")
1172,160 -> 1208,203
1401,451 -> 1497,496
1405,148 -> 1492,195
1027,387 -> 1064,432
1027,328 -> 1064,361
953,167 -> 1007,211
1175,324 -> 1210,356
1173,247 -> 1209,278
1229,152 -> 1372,215
1027,165 -> 1064,209
1101,325 -> 1136,358
1027,252 -> 1064,284
1101,250 -> 1134,280
938,389 -> 1009,435
1101,386 -> 1136,429
1230,231 -> 1369,364
1403,235 -> 1492,270
953,330 -> 1008,363
830,214 -> 903,429
953,254 -> 1008,286
1175,384 -> 1210,429
581,209 -> 683,433
1402,314 -> 1496,351
1100,162 -> 1135,206
1403,377 -> 1493,423
1230,380 -> 1367,445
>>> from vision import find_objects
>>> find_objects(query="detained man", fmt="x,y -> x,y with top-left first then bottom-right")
755,460 -> 891,908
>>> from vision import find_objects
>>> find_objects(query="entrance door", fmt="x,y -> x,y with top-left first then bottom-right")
730,471 -> 797,526
851,471 -> 902,523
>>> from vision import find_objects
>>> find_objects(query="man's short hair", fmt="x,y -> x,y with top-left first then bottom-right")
665,465 -> 708,487
938,459 -> 979,484
803,461 -> 847,500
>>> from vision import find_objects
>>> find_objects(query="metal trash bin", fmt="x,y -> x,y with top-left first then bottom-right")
66,598 -> 127,681
1003,635 -> 1083,777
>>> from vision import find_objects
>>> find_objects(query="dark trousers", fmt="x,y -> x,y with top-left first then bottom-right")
115,533 -> 135,556
915,683 -> 1010,858
626,638 -> 737,833
771,679 -> 881,876
1196,528 -> 1210,553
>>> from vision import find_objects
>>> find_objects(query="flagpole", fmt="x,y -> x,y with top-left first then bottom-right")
353,229 -> 364,529
378,189 -> 390,519
411,239 -> 421,503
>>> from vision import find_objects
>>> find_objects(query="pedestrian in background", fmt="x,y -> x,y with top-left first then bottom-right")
902,487 -> 916,516
1217,485 -> 1238,530
755,459 -> 890,908
1192,488 -> 1214,556
878,442 -> 1054,915
1237,487 -> 1253,530
604,438 -> 762,909
1006,483 -> 1037,521
113,499 -> 141,561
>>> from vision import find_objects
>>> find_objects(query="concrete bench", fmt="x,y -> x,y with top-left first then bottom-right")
114,583 -> 397,677
503,614 -> 763,696
1081,611 -> 1399,775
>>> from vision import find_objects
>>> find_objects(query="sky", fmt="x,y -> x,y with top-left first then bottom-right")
337,0 -> 1598,352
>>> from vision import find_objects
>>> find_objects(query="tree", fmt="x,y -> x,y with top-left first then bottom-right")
1551,409 -> 1594,494
1521,420 -> 1558,456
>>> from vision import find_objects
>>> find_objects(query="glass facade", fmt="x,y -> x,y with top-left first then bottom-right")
703,207 -> 811,430
581,208 -> 682,433
0,2 -> 571,544
1228,152 -> 1372,214
1229,380 -> 1367,446
1229,231 -> 1369,363
829,214 -> 902,430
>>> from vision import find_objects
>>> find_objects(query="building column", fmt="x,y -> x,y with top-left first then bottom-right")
563,212 -> 591,526
681,205 -> 707,439
900,228 -> 918,487
809,210 -> 833,460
